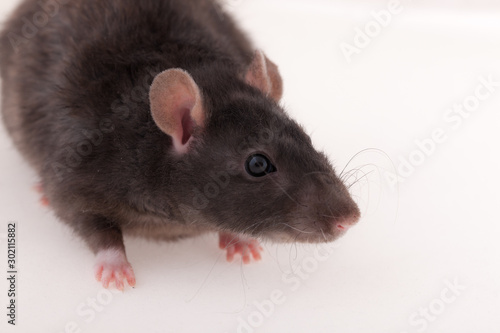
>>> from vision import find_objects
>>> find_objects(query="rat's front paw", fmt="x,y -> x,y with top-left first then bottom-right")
94,248 -> 136,290
219,232 -> 263,264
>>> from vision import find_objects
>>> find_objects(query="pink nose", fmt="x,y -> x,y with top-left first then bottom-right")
335,216 -> 359,231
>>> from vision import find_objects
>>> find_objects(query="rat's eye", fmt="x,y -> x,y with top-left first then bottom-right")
245,154 -> 276,177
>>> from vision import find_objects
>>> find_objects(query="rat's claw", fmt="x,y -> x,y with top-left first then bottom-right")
218,232 -> 263,264
94,248 -> 136,290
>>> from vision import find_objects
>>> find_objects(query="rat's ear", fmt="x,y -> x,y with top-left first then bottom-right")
245,50 -> 283,102
149,69 -> 205,154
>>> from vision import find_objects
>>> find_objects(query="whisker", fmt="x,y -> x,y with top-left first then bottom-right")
277,222 -> 315,234
341,166 -> 367,183
339,147 -> 396,178
187,241 -> 224,302
347,170 -> 375,189
340,163 -> 379,184
321,213 -> 341,220
319,227 -> 327,242
289,236 -> 298,263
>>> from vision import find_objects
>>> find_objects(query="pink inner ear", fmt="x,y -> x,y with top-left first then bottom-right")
149,68 -> 205,154
181,109 -> 194,145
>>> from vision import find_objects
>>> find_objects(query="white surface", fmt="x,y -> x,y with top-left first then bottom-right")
1,0 -> 500,332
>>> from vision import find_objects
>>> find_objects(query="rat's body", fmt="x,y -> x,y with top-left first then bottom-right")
1,0 -> 360,289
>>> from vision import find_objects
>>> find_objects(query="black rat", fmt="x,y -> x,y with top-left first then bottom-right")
0,0 -> 360,290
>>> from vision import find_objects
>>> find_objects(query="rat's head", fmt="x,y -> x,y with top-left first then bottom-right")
149,50 -> 360,243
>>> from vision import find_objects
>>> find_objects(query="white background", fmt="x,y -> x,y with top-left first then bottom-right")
1,0 -> 500,332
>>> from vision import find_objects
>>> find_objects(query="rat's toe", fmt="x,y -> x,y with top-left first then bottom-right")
33,182 -> 50,207
226,245 -> 236,261
248,241 -> 263,261
218,232 -> 263,264
123,266 -> 136,287
100,269 -> 113,289
95,265 -> 104,282
114,273 -> 124,291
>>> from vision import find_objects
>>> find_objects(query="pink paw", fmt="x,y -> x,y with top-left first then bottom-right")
94,249 -> 136,290
33,182 -> 50,207
219,232 -> 263,264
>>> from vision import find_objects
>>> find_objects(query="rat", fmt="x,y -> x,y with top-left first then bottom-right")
0,0 -> 360,290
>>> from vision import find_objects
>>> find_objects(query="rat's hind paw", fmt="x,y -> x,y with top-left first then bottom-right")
219,232 -> 263,264
33,182 -> 50,207
94,249 -> 136,290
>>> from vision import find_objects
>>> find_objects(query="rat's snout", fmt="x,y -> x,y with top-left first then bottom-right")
294,194 -> 360,242
278,171 -> 362,243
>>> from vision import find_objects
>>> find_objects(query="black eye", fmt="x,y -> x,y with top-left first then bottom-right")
245,154 -> 276,177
